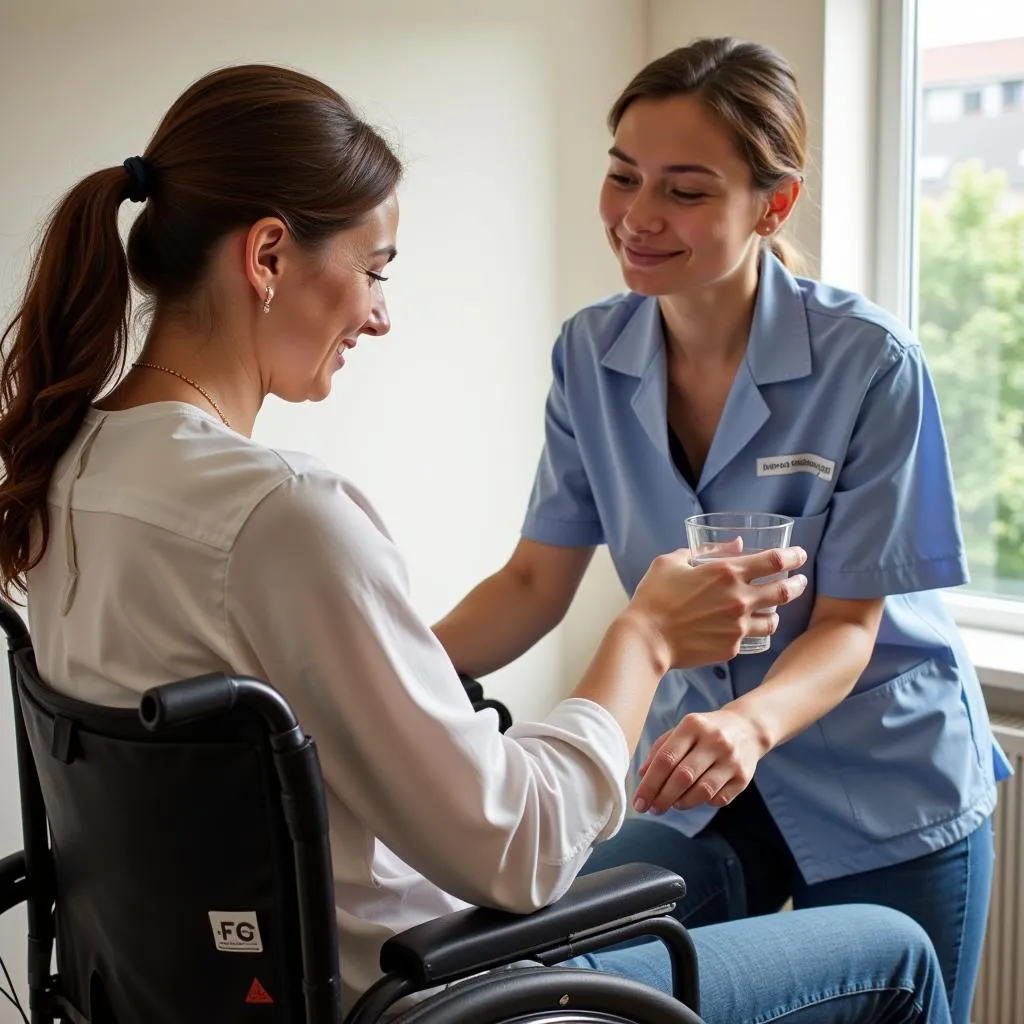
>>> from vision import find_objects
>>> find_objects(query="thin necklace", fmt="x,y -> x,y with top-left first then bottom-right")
133,361 -> 232,429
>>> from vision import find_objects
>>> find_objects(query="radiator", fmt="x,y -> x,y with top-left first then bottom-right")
973,713 -> 1024,1024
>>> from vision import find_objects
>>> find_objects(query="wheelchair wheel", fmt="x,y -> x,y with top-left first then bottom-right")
388,966 -> 705,1024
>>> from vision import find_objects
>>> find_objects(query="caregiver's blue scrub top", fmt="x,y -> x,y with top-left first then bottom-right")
522,253 -> 1012,884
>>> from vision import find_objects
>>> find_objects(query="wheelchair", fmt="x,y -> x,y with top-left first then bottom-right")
0,596 -> 705,1023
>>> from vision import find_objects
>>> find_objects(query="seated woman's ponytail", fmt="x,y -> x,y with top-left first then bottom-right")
0,166 -> 134,599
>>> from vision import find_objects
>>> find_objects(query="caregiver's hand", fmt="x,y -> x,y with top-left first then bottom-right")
632,708 -> 766,814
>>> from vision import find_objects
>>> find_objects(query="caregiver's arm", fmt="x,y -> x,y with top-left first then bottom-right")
433,538 -> 595,678
730,594 -> 885,749
634,593 -> 884,814
438,540 -> 813,686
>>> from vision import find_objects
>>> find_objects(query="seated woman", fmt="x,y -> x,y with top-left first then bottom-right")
0,63 -> 950,1023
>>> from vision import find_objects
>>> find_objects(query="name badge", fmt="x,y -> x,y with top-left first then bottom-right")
757,453 -> 836,482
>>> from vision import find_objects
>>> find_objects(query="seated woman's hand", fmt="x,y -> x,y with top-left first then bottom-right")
632,708 -> 766,814
628,545 -> 808,670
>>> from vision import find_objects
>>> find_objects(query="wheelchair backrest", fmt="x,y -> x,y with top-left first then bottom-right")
11,646 -> 334,1023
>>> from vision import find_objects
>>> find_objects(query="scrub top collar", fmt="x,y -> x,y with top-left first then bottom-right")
598,253 -> 815,494
746,253 -> 813,385
600,253 -> 813,384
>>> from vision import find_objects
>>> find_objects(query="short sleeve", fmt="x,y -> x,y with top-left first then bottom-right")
522,333 -> 605,547
816,340 -> 969,598
224,470 -> 628,912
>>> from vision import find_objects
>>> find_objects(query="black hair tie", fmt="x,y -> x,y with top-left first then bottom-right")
122,156 -> 153,203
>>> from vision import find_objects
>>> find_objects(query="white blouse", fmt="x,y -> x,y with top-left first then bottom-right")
27,403 -> 629,1010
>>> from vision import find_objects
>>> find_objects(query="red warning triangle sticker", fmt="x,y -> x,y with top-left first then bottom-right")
245,978 -> 274,1005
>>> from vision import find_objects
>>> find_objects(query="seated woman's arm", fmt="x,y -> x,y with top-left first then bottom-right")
224,468 -> 641,912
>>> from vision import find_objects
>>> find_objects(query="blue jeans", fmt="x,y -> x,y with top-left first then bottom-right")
565,902 -> 950,1023
580,784 -> 993,1024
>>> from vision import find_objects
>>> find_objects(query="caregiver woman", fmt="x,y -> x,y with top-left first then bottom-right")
434,36 -> 1011,1024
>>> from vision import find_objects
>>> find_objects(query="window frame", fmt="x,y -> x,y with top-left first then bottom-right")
873,0 -> 1024,636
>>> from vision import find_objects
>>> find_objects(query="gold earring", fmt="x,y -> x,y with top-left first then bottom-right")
262,285 -> 274,314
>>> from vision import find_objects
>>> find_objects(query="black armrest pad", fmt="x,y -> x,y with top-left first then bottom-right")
0,851 -> 27,915
380,862 -> 685,985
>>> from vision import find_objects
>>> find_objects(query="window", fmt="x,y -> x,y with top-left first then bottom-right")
900,1 -> 1024,614
962,88 -> 983,114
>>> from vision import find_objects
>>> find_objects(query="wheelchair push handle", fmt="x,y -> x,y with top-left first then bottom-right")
0,595 -> 30,647
139,673 -> 239,728
140,674 -> 301,744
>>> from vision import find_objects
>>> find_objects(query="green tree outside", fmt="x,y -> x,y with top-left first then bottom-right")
918,161 -> 1024,596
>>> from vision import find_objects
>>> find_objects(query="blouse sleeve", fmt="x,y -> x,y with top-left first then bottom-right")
224,469 -> 628,912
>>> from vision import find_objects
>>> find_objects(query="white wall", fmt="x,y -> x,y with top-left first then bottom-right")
0,0 -> 643,1008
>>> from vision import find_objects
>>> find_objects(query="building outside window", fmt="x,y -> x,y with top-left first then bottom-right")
913,6 -> 1024,607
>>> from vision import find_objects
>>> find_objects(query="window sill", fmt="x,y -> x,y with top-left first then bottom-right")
959,626 -> 1024,694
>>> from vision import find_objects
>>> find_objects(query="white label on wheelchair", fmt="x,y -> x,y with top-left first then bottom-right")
208,911 -> 264,953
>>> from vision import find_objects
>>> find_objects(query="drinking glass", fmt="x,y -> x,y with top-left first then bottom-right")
684,512 -> 794,654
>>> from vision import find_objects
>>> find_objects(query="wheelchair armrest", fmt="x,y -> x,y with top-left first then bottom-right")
0,851 -> 27,915
380,862 -> 685,986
